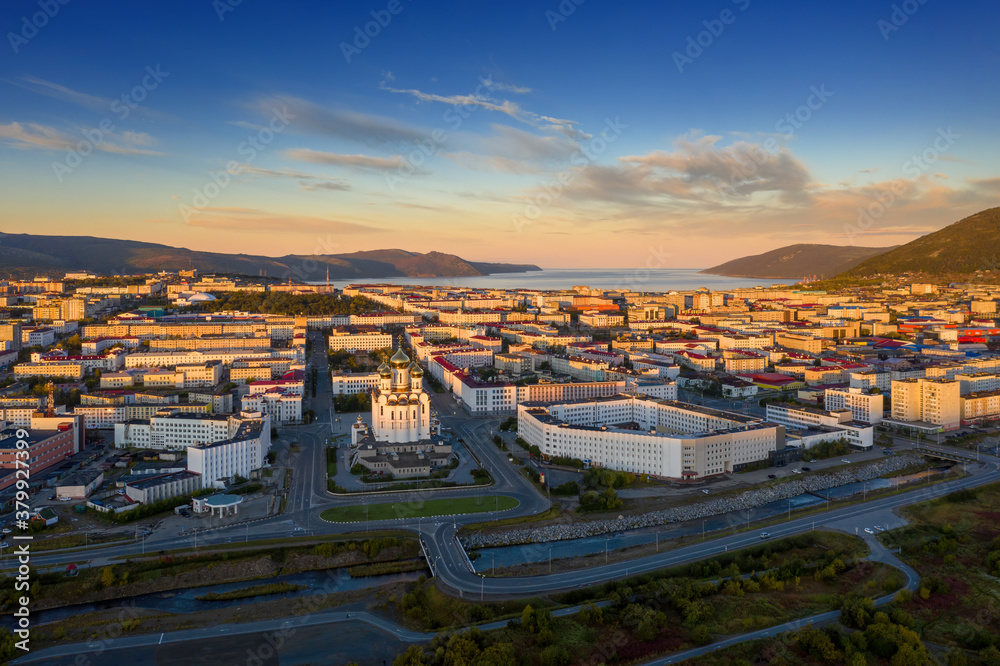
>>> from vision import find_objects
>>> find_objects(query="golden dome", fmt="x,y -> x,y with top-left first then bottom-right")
378,361 -> 392,377
389,346 -> 410,368
409,362 -> 423,377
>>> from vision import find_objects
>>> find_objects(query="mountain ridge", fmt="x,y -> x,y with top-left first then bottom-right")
700,243 -> 893,279
841,207 -> 1000,277
0,233 -> 541,280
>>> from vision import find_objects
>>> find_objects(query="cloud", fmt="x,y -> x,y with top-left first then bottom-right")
253,95 -> 424,146
442,124 -> 579,173
0,121 -> 164,156
284,148 -> 426,174
379,79 -> 587,139
618,134 -> 814,205
182,207 -> 382,233
8,76 -> 172,121
235,164 -> 351,192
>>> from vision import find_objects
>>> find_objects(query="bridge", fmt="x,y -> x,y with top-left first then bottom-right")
912,447 -> 979,464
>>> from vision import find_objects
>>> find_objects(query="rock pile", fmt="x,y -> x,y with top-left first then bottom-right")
462,454 -> 924,548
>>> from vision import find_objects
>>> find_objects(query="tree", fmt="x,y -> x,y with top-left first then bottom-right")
691,624 -> 713,646
100,566 -> 116,588
393,645 -> 427,666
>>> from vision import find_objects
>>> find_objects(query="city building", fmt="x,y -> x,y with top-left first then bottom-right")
889,378 -> 961,431
765,402 -> 874,449
517,395 -> 785,479
330,372 -> 381,396
328,327 -> 393,352
824,387 -> 885,424
187,414 -> 271,487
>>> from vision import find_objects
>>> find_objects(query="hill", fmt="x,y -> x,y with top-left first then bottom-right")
700,243 -> 893,279
0,233 -> 541,280
842,207 -> 1000,277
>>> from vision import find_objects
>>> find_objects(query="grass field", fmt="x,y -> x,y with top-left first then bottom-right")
320,495 -> 519,522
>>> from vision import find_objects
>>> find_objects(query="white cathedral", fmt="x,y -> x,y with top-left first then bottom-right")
351,342 -> 434,445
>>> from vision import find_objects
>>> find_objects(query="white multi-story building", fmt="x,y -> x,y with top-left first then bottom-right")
241,389 -> 302,425
114,411 -> 265,450
824,387 -> 885,425
765,402 -> 874,449
955,372 -> 1000,396
330,372 -> 381,396
518,395 -> 784,479
849,370 -> 891,392
328,328 -> 392,352
125,349 -> 282,368
72,405 -> 127,429
187,414 -> 271,485
21,327 -> 55,347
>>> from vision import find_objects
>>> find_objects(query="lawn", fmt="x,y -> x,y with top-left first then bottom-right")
320,495 -> 519,522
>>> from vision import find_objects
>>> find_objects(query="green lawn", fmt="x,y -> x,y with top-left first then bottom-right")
320,495 -> 519,522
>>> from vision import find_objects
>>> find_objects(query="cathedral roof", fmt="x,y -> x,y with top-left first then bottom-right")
389,346 -> 410,368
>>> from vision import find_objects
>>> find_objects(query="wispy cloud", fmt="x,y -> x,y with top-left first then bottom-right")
284,148 -> 426,174
235,164 -> 351,192
0,121 -> 164,156
8,76 -> 172,121
252,95 -> 424,146
379,79 -> 587,140
182,207 -> 383,233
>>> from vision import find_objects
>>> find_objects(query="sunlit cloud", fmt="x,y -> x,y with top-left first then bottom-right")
0,121 -> 164,156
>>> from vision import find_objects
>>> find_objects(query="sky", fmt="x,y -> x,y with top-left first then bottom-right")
1,0 -> 999,270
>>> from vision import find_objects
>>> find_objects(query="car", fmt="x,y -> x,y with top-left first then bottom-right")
759,532 -> 771,539
48,494 -> 56,500
801,466 -> 811,471
701,489 -> 710,494
58,496 -> 71,501
864,527 -> 874,535
792,469 -> 801,474
809,459 -> 817,463
0,542 -> 8,549
767,474 -> 777,479
873,525 -> 885,532
0,528 -> 10,535
841,459 -> 852,464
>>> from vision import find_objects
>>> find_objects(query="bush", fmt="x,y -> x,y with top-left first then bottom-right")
579,487 -> 623,511
807,438 -> 851,460
551,481 -> 579,496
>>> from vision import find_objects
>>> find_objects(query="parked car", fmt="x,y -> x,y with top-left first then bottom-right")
48,494 -> 56,500
864,527 -> 874,535
0,542 -> 8,549
801,466 -> 811,471
759,532 -> 771,539
841,459 -> 852,464
809,459 -> 817,463
873,525 -> 885,532
0,528 -> 10,535
792,469 -> 801,474
701,489 -> 710,494
767,474 -> 777,479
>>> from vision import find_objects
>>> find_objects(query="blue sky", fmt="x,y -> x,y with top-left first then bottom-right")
1,0 -> 998,268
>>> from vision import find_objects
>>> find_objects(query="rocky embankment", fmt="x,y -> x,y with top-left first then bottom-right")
462,455 -> 925,549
